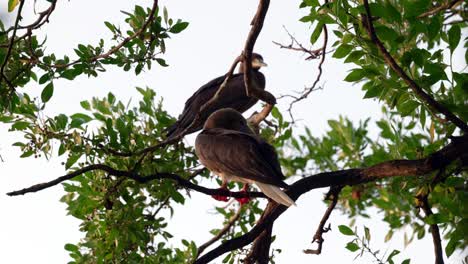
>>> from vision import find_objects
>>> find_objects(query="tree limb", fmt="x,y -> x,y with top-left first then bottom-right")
362,0 -> 468,133
418,194 -> 444,264
242,0 -> 276,105
6,163 -> 265,199
194,135 -> 468,263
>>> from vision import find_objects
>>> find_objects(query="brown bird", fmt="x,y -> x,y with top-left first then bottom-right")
195,108 -> 296,207
165,53 -> 267,141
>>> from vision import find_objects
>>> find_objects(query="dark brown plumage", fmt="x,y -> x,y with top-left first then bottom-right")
165,53 -> 267,141
195,108 -> 295,207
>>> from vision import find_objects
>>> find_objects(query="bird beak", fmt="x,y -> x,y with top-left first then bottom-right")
252,58 -> 268,68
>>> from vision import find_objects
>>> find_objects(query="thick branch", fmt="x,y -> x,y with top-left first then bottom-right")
242,0 -> 276,106
362,0 -> 468,133
194,135 -> 468,263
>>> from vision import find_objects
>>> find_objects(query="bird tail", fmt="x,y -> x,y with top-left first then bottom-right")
255,182 -> 296,207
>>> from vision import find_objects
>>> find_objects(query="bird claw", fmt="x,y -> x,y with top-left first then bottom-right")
212,194 -> 229,202
235,184 -> 250,205
235,197 -> 250,205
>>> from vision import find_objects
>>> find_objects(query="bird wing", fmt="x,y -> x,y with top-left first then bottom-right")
195,128 -> 288,188
166,73 -> 241,138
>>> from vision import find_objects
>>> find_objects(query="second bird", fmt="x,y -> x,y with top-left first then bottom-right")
165,53 -> 267,141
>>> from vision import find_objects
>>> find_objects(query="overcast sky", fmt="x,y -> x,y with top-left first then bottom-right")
0,0 -> 465,263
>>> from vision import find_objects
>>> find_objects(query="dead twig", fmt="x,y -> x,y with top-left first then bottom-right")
303,186 -> 342,255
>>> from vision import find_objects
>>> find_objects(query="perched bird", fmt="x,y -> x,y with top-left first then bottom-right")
165,53 -> 267,141
195,108 -> 296,207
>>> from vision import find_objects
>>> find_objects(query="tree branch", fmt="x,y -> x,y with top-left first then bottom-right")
194,135 -> 468,263
418,0 -> 463,18
362,0 -> 468,133
418,194 -> 444,264
303,186 -> 341,255
242,0 -> 276,106
6,163 -> 265,199
244,222 -> 273,264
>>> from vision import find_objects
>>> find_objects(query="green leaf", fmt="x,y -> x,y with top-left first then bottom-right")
445,237 -> 460,257
156,58 -> 168,67
333,44 -> 353,59
387,250 -> 400,264
425,213 -> 450,224
375,25 -> 399,42
64,243 -> 79,252
448,25 -> 461,53
170,22 -> 189,33
65,153 -> 82,169
8,0 -> 20,12
41,82 -> 54,103
12,121 -> 29,130
310,22 -> 323,45
80,101 -> 91,110
338,225 -> 355,236
344,69 -> 366,82
345,242 -> 360,252
398,100 -> 419,116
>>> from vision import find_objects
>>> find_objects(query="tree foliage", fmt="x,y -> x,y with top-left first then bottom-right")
1,0 -> 467,263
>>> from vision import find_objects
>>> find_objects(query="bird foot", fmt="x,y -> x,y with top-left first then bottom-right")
235,184 -> 251,205
212,194 -> 229,202
212,187 -> 229,202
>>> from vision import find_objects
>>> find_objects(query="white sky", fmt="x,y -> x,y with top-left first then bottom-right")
0,0 -> 465,263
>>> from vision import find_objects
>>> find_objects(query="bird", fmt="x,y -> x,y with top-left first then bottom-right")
165,53 -> 267,141
195,108 -> 296,207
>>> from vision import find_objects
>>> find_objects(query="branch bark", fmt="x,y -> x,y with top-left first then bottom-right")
362,0 -> 468,133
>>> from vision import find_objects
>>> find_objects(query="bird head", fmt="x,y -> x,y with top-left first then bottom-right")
239,53 -> 267,72
203,108 -> 253,134
251,53 -> 268,70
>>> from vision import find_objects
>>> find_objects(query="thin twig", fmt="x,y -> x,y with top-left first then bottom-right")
273,26 -> 324,60
362,0 -> 468,133
303,186 -> 342,255
196,205 -> 244,258
418,0 -> 463,18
